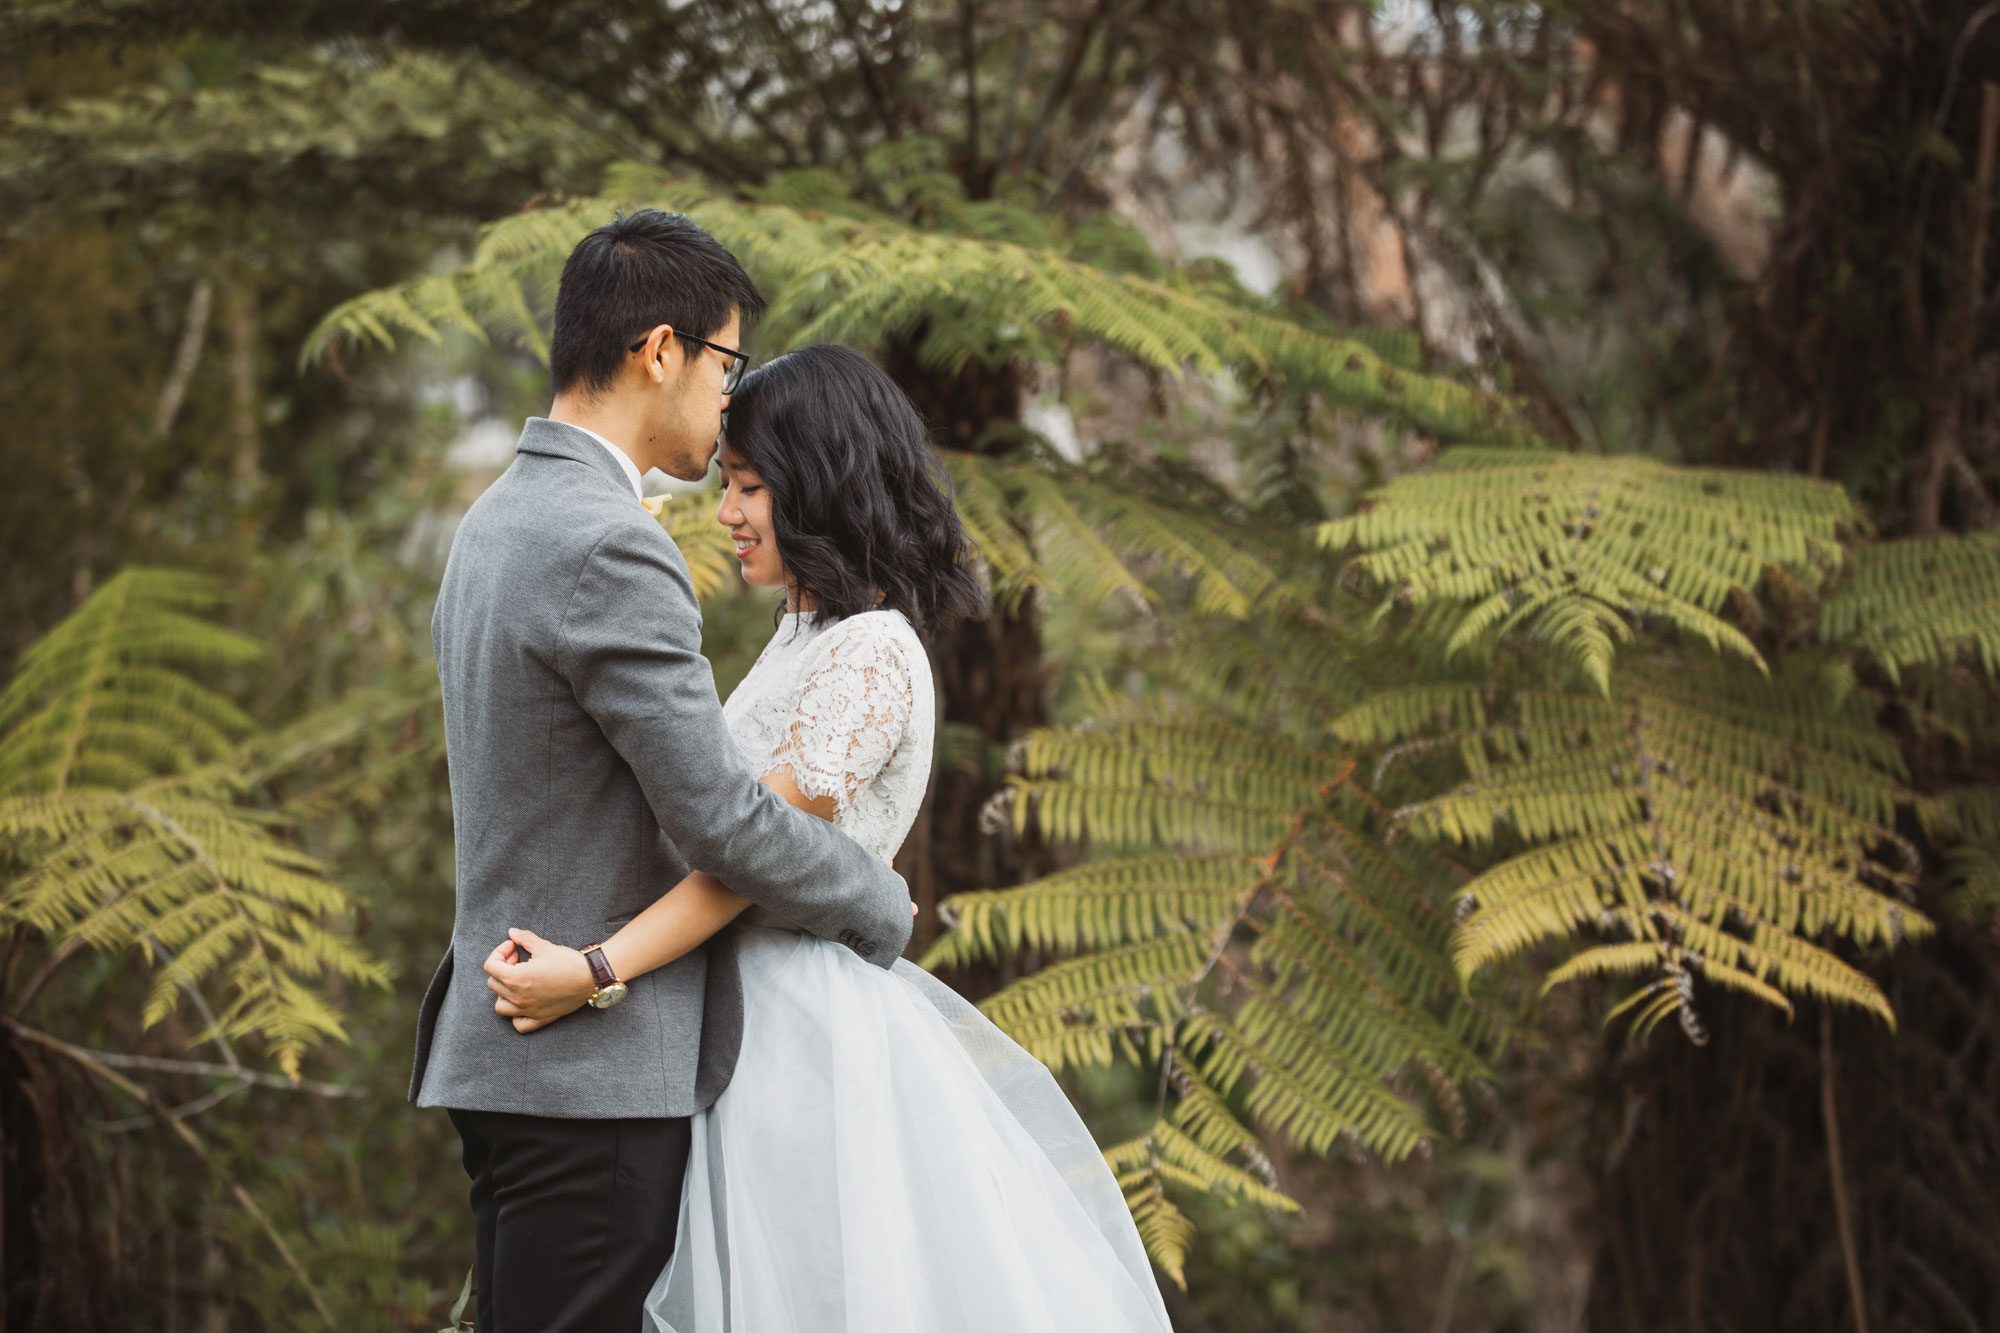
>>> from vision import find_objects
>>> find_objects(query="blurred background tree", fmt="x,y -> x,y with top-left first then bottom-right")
2,1 -> 1995,1330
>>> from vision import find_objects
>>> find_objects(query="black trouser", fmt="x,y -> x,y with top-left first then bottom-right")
449,1108 -> 692,1333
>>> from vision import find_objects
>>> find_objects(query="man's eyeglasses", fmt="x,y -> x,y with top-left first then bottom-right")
628,329 -> 749,393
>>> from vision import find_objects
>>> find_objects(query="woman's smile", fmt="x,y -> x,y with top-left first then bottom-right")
716,446 -> 792,598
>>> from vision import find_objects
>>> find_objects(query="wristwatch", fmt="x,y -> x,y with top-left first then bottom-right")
580,944 -> 628,1009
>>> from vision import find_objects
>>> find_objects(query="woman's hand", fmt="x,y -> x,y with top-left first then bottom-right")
483,928 -> 597,1033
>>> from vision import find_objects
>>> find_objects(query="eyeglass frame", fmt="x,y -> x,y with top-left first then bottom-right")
626,327 -> 750,393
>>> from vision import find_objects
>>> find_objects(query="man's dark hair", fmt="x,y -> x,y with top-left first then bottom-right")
548,210 -> 766,396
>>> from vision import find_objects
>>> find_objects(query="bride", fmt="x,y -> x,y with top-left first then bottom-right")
482,343 -> 1175,1333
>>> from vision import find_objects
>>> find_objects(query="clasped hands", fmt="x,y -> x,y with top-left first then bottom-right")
486,899 -> 919,1033
483,929 -> 594,1034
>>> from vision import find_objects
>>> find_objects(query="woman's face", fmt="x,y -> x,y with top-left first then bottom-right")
715,446 -> 790,596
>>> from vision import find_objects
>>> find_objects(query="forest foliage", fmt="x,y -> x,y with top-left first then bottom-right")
3,0 -> 1997,1329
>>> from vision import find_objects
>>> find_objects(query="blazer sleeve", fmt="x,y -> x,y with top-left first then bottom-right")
556,519 -> 912,966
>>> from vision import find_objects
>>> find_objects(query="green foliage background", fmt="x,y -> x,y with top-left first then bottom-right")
2,1 -> 1996,1330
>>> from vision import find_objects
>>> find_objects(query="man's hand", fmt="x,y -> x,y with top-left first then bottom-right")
484,928 -> 596,1033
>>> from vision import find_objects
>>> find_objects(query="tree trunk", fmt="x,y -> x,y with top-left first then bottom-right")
878,341 -> 1057,963
923,590 -> 1054,936
0,1029 -> 128,1331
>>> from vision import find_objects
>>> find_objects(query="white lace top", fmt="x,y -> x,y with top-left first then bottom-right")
721,609 -> 934,865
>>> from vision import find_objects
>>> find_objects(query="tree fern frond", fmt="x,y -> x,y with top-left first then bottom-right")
977,935 -> 1211,1053
1104,1134 -> 1200,1289
1944,843 -> 2000,929
1185,1007 -> 1440,1160
1008,467 -> 1156,611
0,569 -> 261,792
920,853 -> 1261,968
1147,1119 -> 1301,1214
242,672 -> 443,822
930,627 -> 1502,1260
0,572 -> 389,1077
1929,786 -> 2000,928
1008,777 -> 1304,851
944,454 -> 1304,620
1362,656 -> 1926,1032
1165,1058 -> 1272,1167
641,492 -> 736,601
1818,530 -> 2000,681
1258,885 -> 1488,1083
307,167 -> 1534,450
1321,450 -> 1859,692
938,453 -> 1040,606
1165,610 -> 1414,736
1017,713 -> 1337,798
1103,1116 -> 1302,1290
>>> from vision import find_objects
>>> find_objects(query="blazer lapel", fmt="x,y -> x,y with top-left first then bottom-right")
516,417 -> 639,500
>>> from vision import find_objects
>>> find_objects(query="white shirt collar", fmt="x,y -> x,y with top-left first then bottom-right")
561,422 -> 645,501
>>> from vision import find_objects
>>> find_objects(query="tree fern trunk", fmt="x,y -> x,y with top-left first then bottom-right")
925,590 -> 1052,940
878,340 -> 1057,962
0,1030 -> 127,1331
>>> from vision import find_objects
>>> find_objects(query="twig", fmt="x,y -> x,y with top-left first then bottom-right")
90,1080 -> 248,1134
1914,77 -> 2000,535
1021,0 -> 1115,179
19,1041 -> 361,1099
747,0 -> 877,188
153,279 -> 212,439
0,922 -> 25,999
827,0 -> 899,137
147,935 -> 243,1072
1821,1008 -> 1870,1333
1427,1228 -> 1473,1333
224,277 -> 262,513
4,1018 -> 340,1329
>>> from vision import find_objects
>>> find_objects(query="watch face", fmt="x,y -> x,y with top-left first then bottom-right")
590,981 -> 629,1009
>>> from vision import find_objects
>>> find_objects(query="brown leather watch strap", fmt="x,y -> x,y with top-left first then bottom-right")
581,944 -> 617,990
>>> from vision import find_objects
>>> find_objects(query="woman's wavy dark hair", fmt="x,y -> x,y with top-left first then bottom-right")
722,343 -> 988,632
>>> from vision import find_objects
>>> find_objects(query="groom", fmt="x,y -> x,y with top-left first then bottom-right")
411,210 -> 913,1331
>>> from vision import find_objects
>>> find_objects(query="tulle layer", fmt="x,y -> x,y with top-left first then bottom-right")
646,926 -> 1174,1333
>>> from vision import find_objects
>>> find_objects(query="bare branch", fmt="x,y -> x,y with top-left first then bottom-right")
4,1017 -> 340,1328
152,279 -> 212,439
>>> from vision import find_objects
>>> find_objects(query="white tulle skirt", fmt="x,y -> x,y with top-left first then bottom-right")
644,925 -> 1174,1333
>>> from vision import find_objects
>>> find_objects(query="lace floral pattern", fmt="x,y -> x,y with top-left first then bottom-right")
721,610 -> 934,863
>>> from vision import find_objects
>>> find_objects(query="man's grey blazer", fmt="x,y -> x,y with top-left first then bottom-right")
411,417 -> 912,1119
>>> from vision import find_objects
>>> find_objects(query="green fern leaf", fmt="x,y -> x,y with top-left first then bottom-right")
0,570 -> 390,1077
1354,656 -> 1927,1036
306,167 -> 1534,452
641,492 -> 736,601
1818,530 -> 2000,681
930,614 -> 1504,1264
1321,450 -> 1858,692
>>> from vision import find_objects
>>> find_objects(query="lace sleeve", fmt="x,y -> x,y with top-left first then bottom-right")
766,618 -> 917,817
